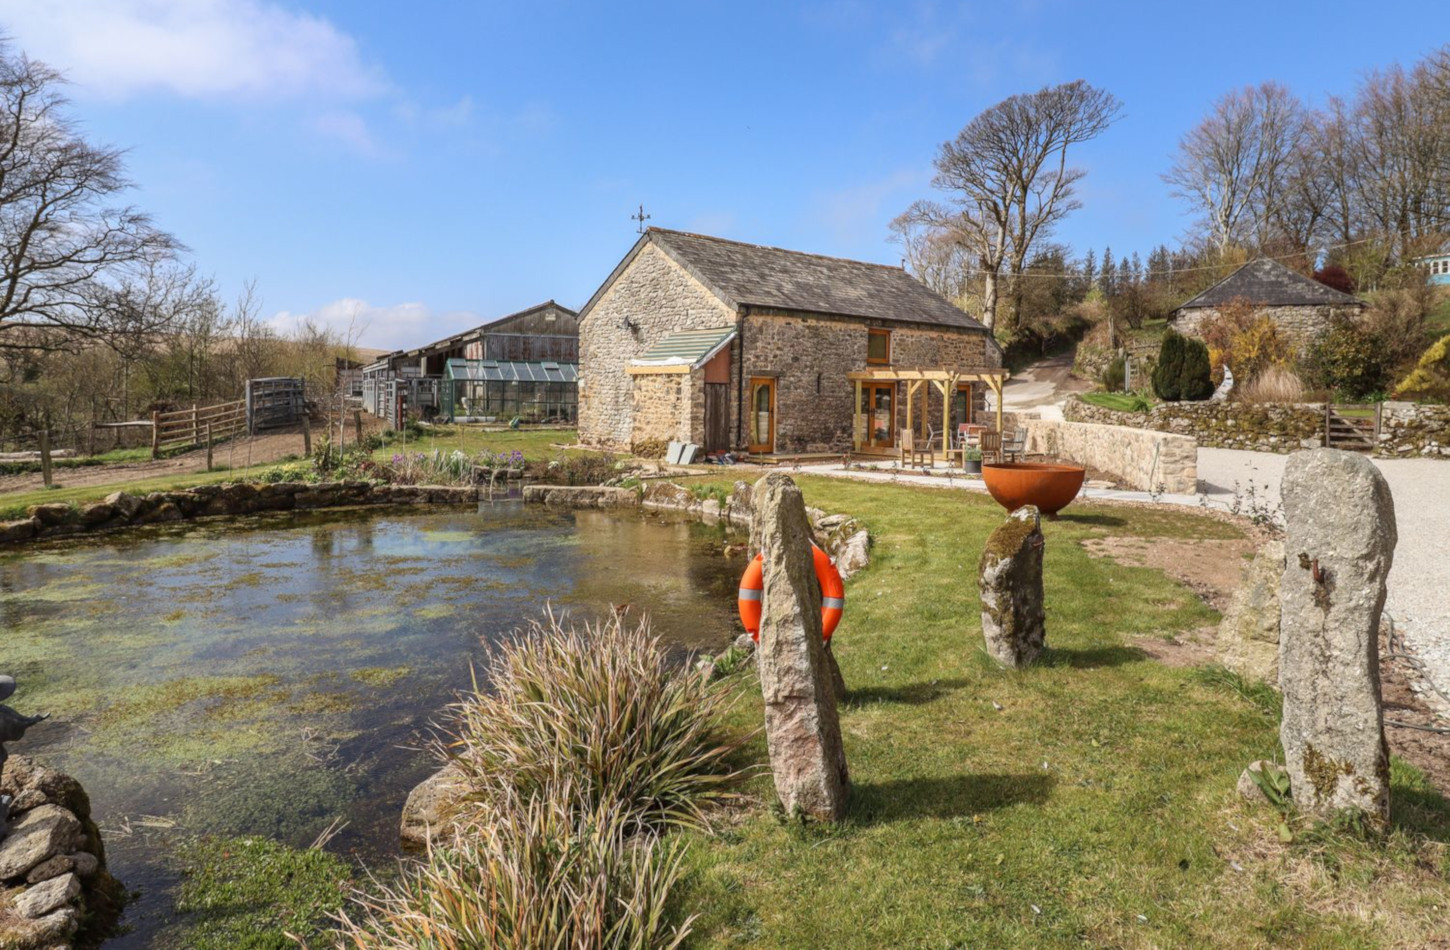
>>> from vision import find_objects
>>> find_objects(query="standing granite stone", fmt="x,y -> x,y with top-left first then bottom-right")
752,473 -> 848,821
978,506 -> 1046,669
1279,449 -> 1396,829
1217,540 -> 1285,685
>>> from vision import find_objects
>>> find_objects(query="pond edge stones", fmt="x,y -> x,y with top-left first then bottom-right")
979,505 -> 1047,669
1279,448 -> 1395,829
751,473 -> 849,822
0,756 -> 120,950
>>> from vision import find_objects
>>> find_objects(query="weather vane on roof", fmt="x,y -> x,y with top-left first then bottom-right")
632,204 -> 651,234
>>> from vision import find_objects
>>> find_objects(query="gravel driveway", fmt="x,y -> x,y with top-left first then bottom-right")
1198,448 -> 1450,713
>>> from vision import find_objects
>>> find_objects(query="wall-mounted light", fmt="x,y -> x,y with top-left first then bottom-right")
620,315 -> 639,332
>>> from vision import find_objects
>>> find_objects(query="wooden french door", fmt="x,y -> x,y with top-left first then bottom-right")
748,378 -> 775,454
860,383 -> 895,449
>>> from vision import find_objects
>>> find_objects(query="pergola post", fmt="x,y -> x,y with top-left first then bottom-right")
853,379 -> 863,450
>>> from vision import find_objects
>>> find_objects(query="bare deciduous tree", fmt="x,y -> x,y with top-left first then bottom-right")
1163,82 -> 1309,253
899,80 -> 1122,332
0,44 -> 179,352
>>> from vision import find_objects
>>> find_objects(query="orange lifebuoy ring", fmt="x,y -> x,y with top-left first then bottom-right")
737,543 -> 845,642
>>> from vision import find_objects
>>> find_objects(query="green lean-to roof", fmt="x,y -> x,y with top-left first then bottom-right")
631,326 -> 737,367
444,358 -> 578,383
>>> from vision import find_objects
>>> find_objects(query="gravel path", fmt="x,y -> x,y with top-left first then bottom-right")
1198,448 -> 1450,716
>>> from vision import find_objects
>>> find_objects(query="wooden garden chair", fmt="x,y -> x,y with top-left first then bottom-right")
979,430 -> 1003,464
1002,428 -> 1027,462
900,428 -> 934,467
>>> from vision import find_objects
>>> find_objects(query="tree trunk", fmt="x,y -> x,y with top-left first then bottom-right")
981,270 -> 999,331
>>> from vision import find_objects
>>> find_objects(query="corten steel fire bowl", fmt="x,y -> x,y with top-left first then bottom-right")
980,462 -> 1086,519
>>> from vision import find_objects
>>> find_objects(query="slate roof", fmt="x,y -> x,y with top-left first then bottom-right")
582,229 -> 988,332
1175,259 -> 1364,311
633,326 -> 737,367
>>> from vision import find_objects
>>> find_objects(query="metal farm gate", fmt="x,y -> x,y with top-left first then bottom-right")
245,377 -> 306,432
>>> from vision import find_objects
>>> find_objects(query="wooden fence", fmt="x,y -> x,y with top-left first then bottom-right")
152,399 -> 247,457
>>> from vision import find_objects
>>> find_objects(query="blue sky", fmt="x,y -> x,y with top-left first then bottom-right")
0,1 -> 1436,349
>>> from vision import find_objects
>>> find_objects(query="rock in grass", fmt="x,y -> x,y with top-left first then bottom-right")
752,473 -> 848,822
978,506 -> 1046,669
1278,449 -> 1395,830
400,763 -> 468,851
1217,540 -> 1284,686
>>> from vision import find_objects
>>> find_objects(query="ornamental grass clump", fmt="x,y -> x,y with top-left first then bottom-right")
449,608 -> 747,832
333,780 -> 694,950
332,610 -> 745,949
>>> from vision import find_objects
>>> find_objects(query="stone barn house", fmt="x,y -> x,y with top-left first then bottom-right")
577,229 -> 1004,457
1170,258 -> 1366,351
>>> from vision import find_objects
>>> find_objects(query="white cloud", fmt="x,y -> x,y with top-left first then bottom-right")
0,0 -> 387,101
268,298 -> 483,352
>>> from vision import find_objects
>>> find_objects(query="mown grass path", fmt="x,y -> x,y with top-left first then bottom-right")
682,476 -> 1450,948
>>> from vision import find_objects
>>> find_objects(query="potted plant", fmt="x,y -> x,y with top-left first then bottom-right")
961,447 -> 982,475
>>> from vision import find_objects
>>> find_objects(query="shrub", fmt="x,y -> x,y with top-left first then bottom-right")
1394,334 -> 1450,403
1100,354 -> 1126,392
1362,281 -> 1438,373
1153,331 -> 1213,401
334,782 -> 694,950
447,610 -> 745,832
1198,301 -> 1293,383
541,451 -> 617,486
1313,265 -> 1355,294
1152,332 -> 1185,400
1179,337 -> 1214,400
1305,319 -> 1390,401
1235,365 -> 1306,404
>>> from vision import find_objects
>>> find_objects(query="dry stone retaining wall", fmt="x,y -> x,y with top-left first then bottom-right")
0,481 -> 487,549
1023,419 -> 1198,494
1065,395 -> 1450,458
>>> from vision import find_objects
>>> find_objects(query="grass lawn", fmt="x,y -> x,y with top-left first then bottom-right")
678,476 -> 1450,948
0,426 -> 578,521
364,423 -> 575,464
1078,391 -> 1150,412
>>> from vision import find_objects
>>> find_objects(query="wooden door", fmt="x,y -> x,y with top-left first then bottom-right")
703,383 -> 729,451
748,378 -> 775,454
860,383 -> 895,449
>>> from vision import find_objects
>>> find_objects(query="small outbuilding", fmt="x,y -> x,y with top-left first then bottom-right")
1170,258 -> 1365,350
577,229 -> 1004,457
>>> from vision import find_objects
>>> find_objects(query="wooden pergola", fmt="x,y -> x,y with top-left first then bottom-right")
845,367 -> 1010,453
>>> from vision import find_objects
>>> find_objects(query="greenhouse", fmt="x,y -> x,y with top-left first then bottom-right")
440,358 -> 579,423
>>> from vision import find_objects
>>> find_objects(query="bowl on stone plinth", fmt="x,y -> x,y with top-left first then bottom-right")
981,462 -> 1086,519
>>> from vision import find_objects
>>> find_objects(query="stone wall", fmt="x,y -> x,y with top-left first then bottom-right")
1172,303 -> 1363,352
1023,419 -> 1198,494
629,373 -> 692,445
1,756 -> 121,949
578,243 -> 738,449
0,481 -> 487,549
743,312 -> 999,454
1064,395 -> 1450,458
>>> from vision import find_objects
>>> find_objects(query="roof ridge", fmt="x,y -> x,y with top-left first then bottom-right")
649,228 -> 906,274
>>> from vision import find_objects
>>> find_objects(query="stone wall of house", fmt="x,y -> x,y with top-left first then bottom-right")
743,312 -> 999,454
1022,419 -> 1198,494
577,242 -> 737,449
1063,395 -> 1450,458
629,373 -> 692,446
1172,304 -> 1363,351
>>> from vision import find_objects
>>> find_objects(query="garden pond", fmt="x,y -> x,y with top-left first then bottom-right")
0,501 -> 743,946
